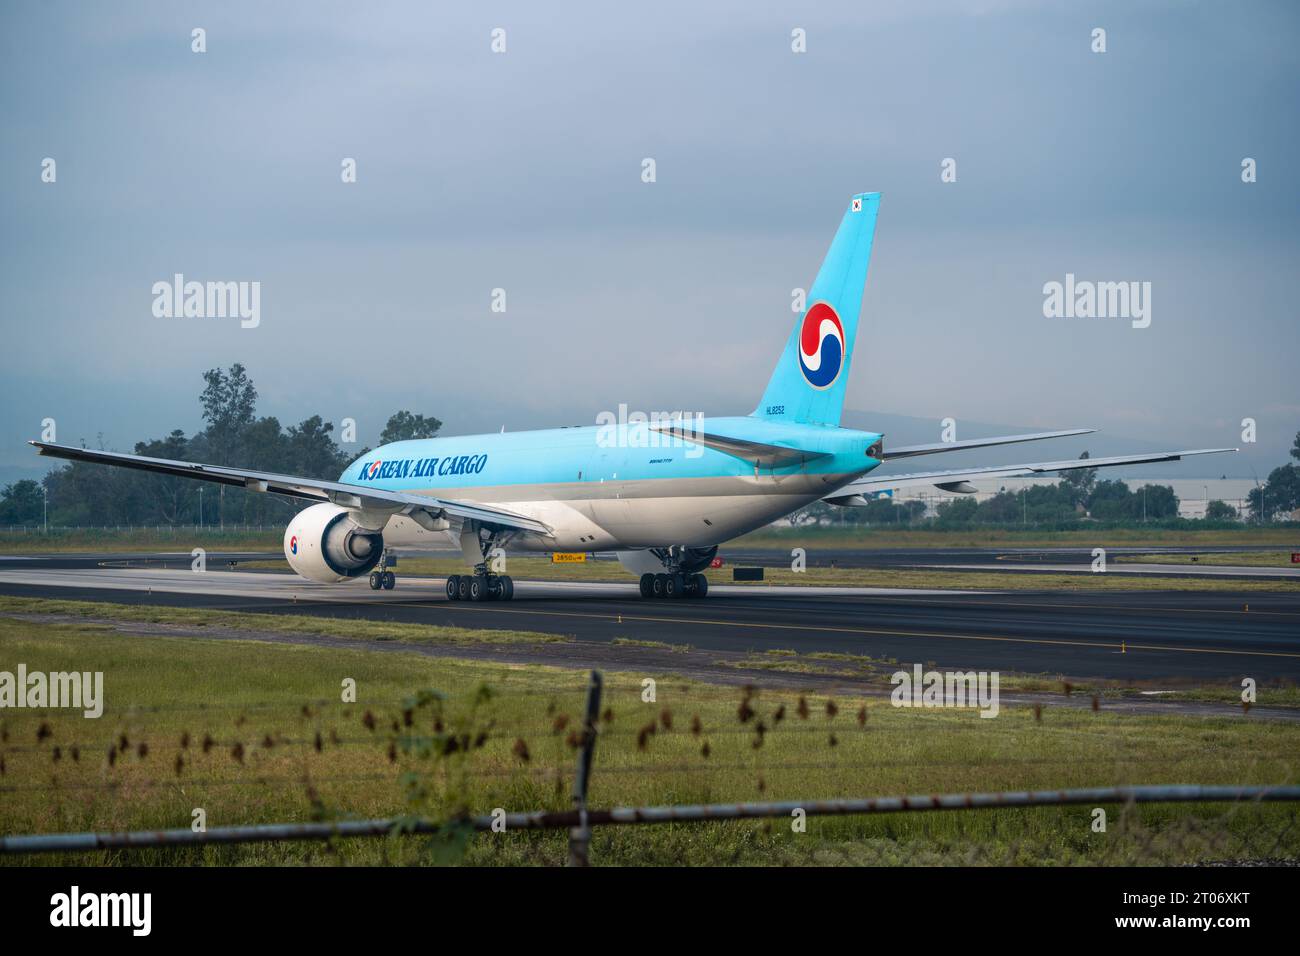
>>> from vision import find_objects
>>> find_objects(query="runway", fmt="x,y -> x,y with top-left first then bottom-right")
2,552 -> 1298,683
724,545 -> 1300,579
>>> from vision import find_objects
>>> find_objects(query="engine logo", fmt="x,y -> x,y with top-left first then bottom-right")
289,535 -> 298,555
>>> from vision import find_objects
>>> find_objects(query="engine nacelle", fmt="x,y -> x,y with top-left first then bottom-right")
284,503 -> 385,583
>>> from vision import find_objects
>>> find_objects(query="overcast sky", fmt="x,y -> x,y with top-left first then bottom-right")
2,0 -> 1296,480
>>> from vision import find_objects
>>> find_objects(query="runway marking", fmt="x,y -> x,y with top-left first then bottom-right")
399,601 -> 1300,660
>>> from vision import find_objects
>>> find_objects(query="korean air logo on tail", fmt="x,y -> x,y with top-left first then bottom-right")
797,301 -> 845,389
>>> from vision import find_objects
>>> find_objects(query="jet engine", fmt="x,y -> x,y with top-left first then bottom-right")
284,503 -> 385,583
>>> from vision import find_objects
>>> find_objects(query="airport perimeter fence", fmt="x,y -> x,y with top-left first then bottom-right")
2,671 -> 1298,866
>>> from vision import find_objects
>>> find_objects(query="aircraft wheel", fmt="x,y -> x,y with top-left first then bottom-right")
446,575 -> 461,600
457,575 -> 472,601
369,572 -> 382,590
665,573 -> 685,599
652,574 -> 667,598
500,575 -> 514,601
469,575 -> 488,602
382,571 -> 396,590
639,573 -> 655,598
692,573 -> 708,598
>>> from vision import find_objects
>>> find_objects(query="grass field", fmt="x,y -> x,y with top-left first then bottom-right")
1,609 -> 1297,866
0,528 -> 281,553
0,595 -> 568,647
1119,551 -> 1298,568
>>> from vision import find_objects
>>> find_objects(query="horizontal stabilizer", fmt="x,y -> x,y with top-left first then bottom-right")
649,425 -> 830,468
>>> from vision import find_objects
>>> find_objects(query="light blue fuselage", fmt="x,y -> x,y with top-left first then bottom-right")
343,417 -> 882,551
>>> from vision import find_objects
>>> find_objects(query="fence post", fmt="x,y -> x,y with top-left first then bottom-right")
567,669 -> 603,867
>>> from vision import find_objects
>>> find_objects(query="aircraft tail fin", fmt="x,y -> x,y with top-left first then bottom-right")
753,192 -> 879,427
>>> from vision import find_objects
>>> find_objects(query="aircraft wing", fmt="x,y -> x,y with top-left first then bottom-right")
28,441 -> 552,535
824,447 -> 1237,504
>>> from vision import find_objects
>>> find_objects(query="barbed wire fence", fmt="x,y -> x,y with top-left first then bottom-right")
2,670 -> 1298,866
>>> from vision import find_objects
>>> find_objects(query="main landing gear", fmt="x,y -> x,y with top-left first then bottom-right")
368,550 -> 396,590
446,525 -> 517,601
639,572 -> 709,599
445,572 -> 515,602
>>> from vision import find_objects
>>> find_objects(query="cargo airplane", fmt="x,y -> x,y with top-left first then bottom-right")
31,193 -> 1233,600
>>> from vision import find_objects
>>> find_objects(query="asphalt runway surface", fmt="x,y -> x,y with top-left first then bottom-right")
724,545 -> 1300,579
1,550 -> 1297,683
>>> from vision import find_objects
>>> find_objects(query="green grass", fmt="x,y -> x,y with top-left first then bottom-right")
0,528 -> 281,553
0,596 -> 568,646
1119,551 -> 1298,568
1,612 -> 1297,866
610,637 -> 691,652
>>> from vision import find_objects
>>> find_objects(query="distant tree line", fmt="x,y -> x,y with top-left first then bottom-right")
0,364 -> 442,527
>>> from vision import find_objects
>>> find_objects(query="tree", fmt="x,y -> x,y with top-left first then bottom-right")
200,363 -> 258,465
134,430 -> 194,524
1249,463 -> 1300,521
1057,451 -> 1098,508
285,416 -> 352,479
379,411 -> 443,445
1140,484 -> 1180,520
1087,479 -> 1137,521
936,496 -> 978,526
0,480 -> 44,524
978,490 -> 1024,523
1205,500 -> 1237,521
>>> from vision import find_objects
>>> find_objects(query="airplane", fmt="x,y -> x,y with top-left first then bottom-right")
31,192 -> 1234,601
